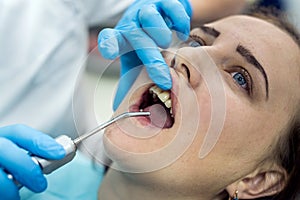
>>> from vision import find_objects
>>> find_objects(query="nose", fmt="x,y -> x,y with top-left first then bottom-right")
161,47 -> 193,80
161,43 -> 222,89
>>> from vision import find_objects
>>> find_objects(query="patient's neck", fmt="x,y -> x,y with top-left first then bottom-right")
98,169 -> 225,200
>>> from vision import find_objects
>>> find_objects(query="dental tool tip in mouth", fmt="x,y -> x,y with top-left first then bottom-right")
73,111 -> 150,145
139,85 -> 175,128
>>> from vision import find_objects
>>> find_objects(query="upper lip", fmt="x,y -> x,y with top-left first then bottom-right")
169,69 -> 179,117
129,68 -> 179,119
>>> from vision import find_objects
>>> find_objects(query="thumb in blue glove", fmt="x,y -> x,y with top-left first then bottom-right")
0,124 -> 65,200
98,0 -> 192,110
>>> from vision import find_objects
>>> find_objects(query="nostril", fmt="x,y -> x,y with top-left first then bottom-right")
170,58 -> 175,68
170,55 -> 190,81
182,63 -> 190,81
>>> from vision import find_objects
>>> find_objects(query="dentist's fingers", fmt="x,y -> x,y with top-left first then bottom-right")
138,4 -> 172,48
98,28 -> 124,60
119,50 -> 142,75
158,0 -> 190,40
0,137 -> 47,192
178,0 -> 193,17
99,24 -> 172,90
99,0 -> 193,111
113,53 -> 143,111
121,24 -> 172,90
0,168 -> 19,200
0,124 -> 65,160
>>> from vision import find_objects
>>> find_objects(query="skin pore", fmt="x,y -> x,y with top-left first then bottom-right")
99,15 -> 300,200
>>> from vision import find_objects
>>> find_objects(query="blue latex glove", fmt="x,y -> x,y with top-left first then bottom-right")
98,0 -> 192,110
0,124 -> 65,200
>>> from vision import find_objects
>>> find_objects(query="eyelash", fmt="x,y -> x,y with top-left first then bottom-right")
189,34 -> 206,46
229,67 -> 252,95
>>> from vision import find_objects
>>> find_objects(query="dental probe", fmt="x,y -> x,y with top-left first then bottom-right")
73,111 -> 150,145
9,111 -> 150,189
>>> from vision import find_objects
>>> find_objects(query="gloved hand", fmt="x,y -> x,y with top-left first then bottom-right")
98,0 -> 192,110
0,124 -> 65,200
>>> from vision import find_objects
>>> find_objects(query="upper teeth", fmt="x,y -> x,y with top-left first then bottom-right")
149,85 -> 173,114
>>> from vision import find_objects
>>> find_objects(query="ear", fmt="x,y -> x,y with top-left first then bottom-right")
226,166 -> 288,199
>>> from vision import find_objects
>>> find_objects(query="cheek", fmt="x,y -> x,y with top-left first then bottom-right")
172,83 -> 217,176
213,96 -> 278,166
169,99 -> 267,185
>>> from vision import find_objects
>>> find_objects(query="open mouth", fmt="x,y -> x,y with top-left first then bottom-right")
139,85 -> 174,128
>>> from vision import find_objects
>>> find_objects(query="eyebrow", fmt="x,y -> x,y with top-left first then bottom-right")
200,26 -> 220,38
236,45 -> 269,99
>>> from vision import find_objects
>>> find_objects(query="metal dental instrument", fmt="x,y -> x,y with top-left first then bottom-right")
8,111 -> 150,189
73,111 -> 150,145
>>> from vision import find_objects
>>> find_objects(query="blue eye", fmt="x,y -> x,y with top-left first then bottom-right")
188,40 -> 202,47
188,35 -> 206,47
231,72 -> 247,89
229,67 -> 252,95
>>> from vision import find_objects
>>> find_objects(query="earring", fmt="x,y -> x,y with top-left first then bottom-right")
229,190 -> 239,200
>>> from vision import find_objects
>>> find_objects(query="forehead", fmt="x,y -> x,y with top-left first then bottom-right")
208,15 -> 298,56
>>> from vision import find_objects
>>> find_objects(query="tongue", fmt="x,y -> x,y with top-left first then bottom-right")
145,104 -> 173,128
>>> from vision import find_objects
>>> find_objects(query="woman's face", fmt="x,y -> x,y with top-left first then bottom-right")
103,16 -> 300,196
